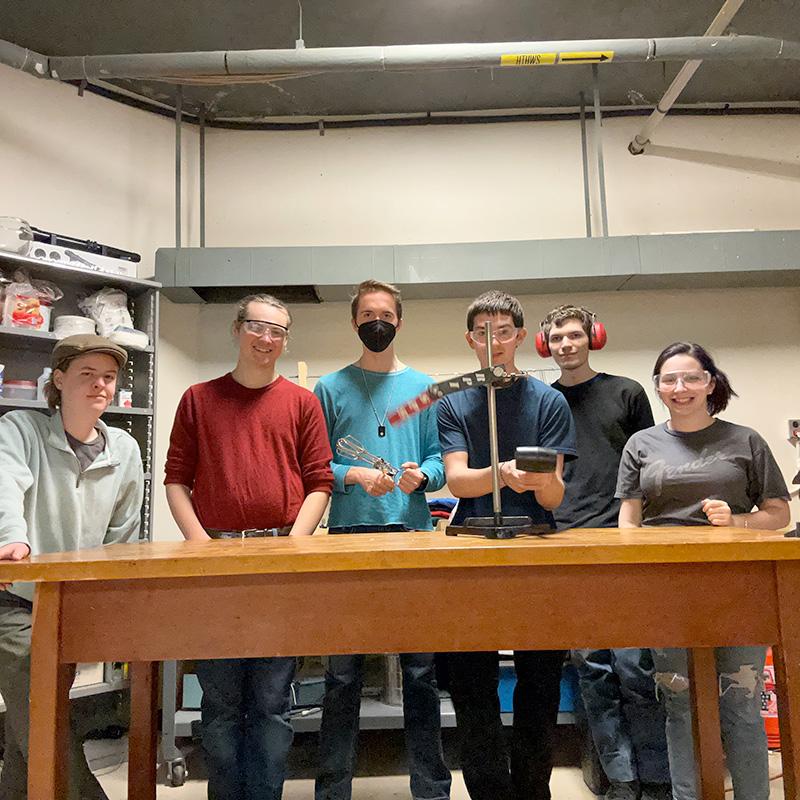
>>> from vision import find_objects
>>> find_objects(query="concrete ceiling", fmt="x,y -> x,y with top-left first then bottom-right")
3,0 -> 799,122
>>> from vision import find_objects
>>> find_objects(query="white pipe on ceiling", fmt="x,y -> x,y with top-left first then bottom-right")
0,39 -> 48,77
36,36 -> 800,84
629,0 -> 748,154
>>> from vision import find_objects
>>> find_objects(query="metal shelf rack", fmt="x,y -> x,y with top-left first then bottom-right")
0,250 -> 159,704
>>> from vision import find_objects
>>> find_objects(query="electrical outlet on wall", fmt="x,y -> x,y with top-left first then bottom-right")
789,419 -> 800,444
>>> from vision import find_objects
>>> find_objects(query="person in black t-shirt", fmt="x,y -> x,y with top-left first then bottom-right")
540,305 -> 670,800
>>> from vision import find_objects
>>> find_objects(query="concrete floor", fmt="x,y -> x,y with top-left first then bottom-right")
91,732 -> 787,799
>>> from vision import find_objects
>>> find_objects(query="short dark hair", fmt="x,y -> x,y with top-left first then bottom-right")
234,293 -> 292,330
350,280 -> 402,321
466,291 -> 524,330
541,304 -> 594,341
653,342 -> 737,416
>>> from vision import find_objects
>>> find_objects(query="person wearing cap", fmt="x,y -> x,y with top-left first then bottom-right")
0,334 -> 144,799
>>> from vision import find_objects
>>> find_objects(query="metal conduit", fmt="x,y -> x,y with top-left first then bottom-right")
629,0 -> 747,154
34,36 -> 800,83
592,67 -> 609,238
0,39 -> 48,77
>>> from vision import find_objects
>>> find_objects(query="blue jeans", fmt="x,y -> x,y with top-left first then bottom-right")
573,648 -> 670,785
652,646 -> 768,800
195,657 -> 296,800
315,652 -> 451,800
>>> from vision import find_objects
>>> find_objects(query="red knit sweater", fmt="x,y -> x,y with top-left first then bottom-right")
165,373 -> 333,530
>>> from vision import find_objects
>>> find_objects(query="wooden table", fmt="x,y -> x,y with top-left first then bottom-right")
2,527 -> 800,800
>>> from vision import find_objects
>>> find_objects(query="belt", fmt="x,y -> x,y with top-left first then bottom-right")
207,527 -> 292,540
0,591 -> 33,610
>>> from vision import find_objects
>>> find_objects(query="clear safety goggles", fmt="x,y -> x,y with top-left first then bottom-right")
653,370 -> 711,390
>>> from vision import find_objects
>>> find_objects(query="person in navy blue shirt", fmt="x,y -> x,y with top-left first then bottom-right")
437,290 -> 577,800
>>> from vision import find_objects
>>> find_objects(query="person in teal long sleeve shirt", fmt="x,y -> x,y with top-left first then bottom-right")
313,280 -> 451,800
314,364 -> 444,531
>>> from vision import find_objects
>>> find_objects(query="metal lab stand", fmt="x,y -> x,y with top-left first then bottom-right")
161,660 -> 186,785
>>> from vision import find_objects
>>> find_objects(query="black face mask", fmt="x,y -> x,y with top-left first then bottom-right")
357,319 -> 397,353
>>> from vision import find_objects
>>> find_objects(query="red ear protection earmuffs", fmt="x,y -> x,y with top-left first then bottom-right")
535,313 -> 608,358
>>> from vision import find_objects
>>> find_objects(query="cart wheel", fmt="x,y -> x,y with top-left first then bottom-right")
167,761 -> 186,787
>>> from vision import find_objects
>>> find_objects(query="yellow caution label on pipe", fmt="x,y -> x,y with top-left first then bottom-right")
500,53 -> 557,66
558,51 -> 614,64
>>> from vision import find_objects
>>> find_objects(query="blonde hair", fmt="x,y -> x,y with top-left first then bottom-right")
233,293 -> 292,331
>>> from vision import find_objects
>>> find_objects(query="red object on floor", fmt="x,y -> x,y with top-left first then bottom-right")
761,647 -> 781,749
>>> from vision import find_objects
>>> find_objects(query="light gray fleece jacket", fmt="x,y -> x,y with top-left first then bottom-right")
0,410 -> 144,601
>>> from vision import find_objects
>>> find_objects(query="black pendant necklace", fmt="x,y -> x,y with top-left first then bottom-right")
359,366 -> 396,439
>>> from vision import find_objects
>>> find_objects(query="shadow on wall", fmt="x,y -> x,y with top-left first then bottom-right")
643,144 -> 800,181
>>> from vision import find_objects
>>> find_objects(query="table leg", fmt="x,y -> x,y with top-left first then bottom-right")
773,562 -> 800,799
28,582 -> 71,798
128,661 -> 159,800
688,647 -> 725,800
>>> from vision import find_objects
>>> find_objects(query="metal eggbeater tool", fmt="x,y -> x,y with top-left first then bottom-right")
336,435 -> 401,480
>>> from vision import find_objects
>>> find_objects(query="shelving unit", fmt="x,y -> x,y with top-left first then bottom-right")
0,249 -> 160,705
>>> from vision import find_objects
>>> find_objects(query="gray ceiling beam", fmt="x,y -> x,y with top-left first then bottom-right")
40,36 -> 800,83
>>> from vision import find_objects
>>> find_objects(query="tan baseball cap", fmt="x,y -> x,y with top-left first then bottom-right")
51,334 -> 128,370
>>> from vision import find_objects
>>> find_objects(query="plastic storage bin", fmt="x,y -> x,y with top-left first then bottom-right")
4,380 -> 37,400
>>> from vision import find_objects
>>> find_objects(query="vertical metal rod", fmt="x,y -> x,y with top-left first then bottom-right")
174,86 -> 183,248
579,92 -> 592,238
199,104 -> 206,247
592,65 -> 609,238
484,320 -> 503,524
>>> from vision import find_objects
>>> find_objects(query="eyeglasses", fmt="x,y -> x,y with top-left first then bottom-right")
468,326 -> 519,344
653,370 -> 711,390
242,320 -> 289,340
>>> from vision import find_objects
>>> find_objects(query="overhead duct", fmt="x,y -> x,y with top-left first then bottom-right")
26,36 -> 800,84
154,230 -> 800,304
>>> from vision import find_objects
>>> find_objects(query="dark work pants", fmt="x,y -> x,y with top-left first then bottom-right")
447,649 -> 565,800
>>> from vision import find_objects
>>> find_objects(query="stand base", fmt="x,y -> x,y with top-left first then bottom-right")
446,516 -> 552,539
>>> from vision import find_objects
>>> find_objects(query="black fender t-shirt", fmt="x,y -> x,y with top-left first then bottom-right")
616,419 -> 790,526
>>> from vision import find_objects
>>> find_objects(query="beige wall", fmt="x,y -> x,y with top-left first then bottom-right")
1,66 -> 199,268
3,62 -> 798,538
203,115 -> 800,245
1,65 -> 201,538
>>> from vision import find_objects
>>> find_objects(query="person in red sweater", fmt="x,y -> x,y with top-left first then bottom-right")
165,293 -> 333,800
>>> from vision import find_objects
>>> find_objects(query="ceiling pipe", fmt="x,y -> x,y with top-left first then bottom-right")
629,0 -> 747,154
0,39 -> 48,78
40,36 -> 800,83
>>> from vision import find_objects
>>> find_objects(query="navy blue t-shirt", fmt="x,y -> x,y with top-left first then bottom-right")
437,376 -> 577,528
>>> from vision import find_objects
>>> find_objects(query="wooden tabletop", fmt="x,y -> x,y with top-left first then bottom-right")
0,528 -> 798,584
